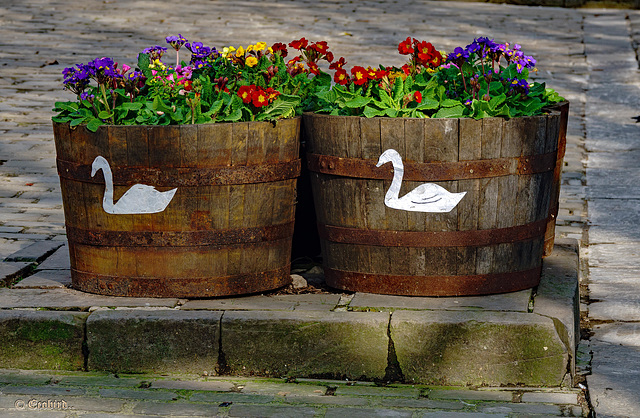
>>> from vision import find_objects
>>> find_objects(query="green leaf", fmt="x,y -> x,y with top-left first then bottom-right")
51,116 -> 72,123
363,106 -> 385,118
384,108 -> 398,118
98,110 -> 112,119
417,98 -> 439,110
69,117 -> 86,127
222,108 -> 242,122
392,77 -> 404,102
259,94 -> 301,119
86,118 -> 103,132
119,102 -> 143,111
434,105 -> 465,119
343,96 -> 372,109
54,102 -> 79,112
440,99 -> 461,108
378,90 -> 396,109
488,93 -> 506,110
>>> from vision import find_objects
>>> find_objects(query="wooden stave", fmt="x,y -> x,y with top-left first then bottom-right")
53,119 -> 300,297
304,112 -> 561,296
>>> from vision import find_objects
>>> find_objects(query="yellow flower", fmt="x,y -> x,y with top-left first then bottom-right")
246,44 -> 254,52
245,56 -> 258,67
254,42 -> 267,52
235,46 -> 245,57
222,46 -> 236,59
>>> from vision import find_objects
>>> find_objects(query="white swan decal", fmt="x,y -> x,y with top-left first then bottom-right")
91,156 -> 177,215
375,149 -> 466,213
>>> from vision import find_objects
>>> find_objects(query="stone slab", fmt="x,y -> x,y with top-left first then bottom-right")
587,169 -> 640,199
222,311 -> 389,380
533,242 -> 580,379
87,309 -> 222,375
3,240 -> 63,262
0,310 -> 87,370
350,290 -> 531,312
588,243 -> 640,270
589,267 -> 640,285
180,294 -> 298,311
589,339 -> 640,418
0,288 -> 178,309
34,245 -> 69,270
390,310 -> 569,386
0,261 -> 32,284
591,322 -> 640,348
13,269 -> 71,288
589,283 -> 640,321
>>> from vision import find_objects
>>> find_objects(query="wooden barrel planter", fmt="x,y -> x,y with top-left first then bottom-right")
52,118 -> 300,298
303,108 -> 567,296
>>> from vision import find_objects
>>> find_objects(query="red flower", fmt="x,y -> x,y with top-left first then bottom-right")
401,64 -> 412,75
309,41 -> 328,54
398,37 -> 414,55
265,87 -> 280,101
376,69 -> 389,79
237,85 -> 255,104
271,42 -> 288,58
252,88 -> 269,107
351,66 -> 369,86
414,91 -> 422,103
288,37 -> 308,50
325,51 -> 334,62
427,51 -> 443,67
334,68 -> 349,85
307,61 -> 320,75
329,57 -> 347,70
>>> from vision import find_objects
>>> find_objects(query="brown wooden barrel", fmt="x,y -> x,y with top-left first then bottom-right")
303,111 -> 563,296
543,101 -> 570,257
52,119 -> 300,298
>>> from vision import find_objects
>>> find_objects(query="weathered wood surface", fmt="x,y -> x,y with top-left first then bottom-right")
54,118 -> 301,298
304,112 -> 563,296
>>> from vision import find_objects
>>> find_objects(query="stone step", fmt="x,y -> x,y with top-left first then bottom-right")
0,242 -> 580,388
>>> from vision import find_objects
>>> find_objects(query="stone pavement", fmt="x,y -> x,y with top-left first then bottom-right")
1,0 -> 640,416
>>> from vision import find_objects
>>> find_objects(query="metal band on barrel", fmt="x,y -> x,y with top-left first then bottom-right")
324,266 -> 542,297
57,158 -> 301,186
306,153 -> 556,181
317,218 -> 547,248
66,222 -> 295,247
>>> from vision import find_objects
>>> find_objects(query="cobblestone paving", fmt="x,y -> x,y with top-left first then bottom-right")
1,0 -> 640,416
0,369 -> 587,417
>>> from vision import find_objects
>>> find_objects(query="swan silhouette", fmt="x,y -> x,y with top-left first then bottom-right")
91,156 -> 177,215
375,149 -> 466,213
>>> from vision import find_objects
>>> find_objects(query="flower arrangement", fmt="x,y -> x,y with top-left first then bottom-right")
311,37 -> 564,119
52,35 -> 333,131
52,36 -> 564,132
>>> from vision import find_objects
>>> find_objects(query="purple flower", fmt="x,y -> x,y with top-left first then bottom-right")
447,47 -> 469,65
466,37 -> 497,58
142,45 -> 167,61
62,65 -> 91,95
166,34 -> 188,51
185,42 -> 219,61
185,41 -> 212,59
80,92 -> 95,101
84,57 -> 120,85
